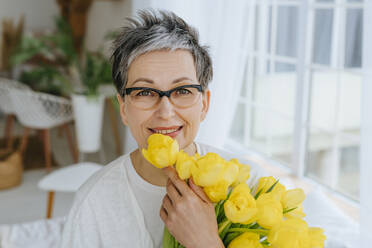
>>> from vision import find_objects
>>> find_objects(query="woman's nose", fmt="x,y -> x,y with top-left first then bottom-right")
155,96 -> 176,119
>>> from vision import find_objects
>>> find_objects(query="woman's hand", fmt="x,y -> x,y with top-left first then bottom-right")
160,167 -> 224,248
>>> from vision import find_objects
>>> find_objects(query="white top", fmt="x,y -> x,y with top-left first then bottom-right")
60,143 -> 266,248
126,156 -> 166,247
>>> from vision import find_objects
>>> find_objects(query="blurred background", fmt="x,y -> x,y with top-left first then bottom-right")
0,0 -> 370,247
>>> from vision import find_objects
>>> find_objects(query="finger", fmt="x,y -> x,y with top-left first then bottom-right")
163,166 -> 190,196
189,177 -> 211,203
160,207 -> 168,222
162,194 -> 174,213
166,179 -> 182,202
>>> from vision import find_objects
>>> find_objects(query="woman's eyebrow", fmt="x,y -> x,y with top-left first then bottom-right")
131,78 -> 154,85
130,77 -> 194,86
172,77 -> 194,84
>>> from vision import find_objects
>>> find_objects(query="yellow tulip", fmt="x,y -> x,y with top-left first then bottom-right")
229,159 -> 250,186
281,188 -> 306,210
142,134 -> 179,168
202,160 -> 239,202
256,192 -> 283,229
224,183 -> 257,224
268,218 -> 311,248
284,204 -> 306,219
256,176 -> 286,200
309,227 -> 326,248
191,153 -> 226,187
228,233 -> 263,248
223,160 -> 240,185
175,150 -> 196,180
204,180 -> 230,203
194,153 -> 201,159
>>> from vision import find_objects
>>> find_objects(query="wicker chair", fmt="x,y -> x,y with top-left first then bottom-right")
0,78 -> 31,149
8,88 -> 78,171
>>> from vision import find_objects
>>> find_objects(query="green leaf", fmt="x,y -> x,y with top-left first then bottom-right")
104,29 -> 120,41
78,51 -> 112,96
215,201 -> 221,216
162,227 -> 177,248
254,188 -> 263,199
255,179 -> 280,199
227,228 -> 269,236
266,180 -> 279,193
218,219 -> 232,241
223,232 -> 241,246
220,221 -> 232,241
283,206 -> 298,214
18,66 -> 68,96
261,240 -> 270,245
10,36 -> 46,66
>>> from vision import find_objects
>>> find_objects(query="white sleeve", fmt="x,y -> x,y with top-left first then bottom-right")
60,197 -> 102,248
60,156 -> 153,248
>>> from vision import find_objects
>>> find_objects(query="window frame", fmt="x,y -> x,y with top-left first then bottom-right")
227,0 -> 364,203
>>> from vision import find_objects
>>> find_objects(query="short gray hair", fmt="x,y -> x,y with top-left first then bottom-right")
111,9 -> 213,96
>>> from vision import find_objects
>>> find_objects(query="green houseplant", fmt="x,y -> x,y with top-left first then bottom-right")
71,51 -> 113,153
11,15 -> 115,155
10,16 -> 77,96
78,51 -> 112,96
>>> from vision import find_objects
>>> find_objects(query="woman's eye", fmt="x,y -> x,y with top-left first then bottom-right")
136,90 -> 153,96
176,88 -> 192,95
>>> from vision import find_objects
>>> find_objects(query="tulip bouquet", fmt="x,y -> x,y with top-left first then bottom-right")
142,134 -> 326,248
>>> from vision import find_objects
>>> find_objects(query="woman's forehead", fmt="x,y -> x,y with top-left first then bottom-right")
127,50 -> 198,88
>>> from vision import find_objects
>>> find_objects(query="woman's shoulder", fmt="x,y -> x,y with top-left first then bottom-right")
61,153 -> 147,247
72,154 -> 131,209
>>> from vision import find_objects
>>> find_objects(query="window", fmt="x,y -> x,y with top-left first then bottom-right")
229,0 -> 362,201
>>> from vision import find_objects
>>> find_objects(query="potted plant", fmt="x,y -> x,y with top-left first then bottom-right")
71,51 -> 112,153
10,16 -> 77,96
11,15 -> 114,156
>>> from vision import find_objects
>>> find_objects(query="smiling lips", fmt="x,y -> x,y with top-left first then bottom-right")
149,126 -> 183,138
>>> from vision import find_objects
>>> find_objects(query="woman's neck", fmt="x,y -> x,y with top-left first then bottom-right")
130,142 -> 197,187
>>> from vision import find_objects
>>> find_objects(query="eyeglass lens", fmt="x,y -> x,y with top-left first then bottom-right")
127,86 -> 201,109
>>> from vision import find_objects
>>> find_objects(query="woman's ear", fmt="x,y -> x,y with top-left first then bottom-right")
200,89 -> 210,122
116,93 -> 129,126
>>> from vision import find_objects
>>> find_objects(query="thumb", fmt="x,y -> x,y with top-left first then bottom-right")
189,177 -> 211,203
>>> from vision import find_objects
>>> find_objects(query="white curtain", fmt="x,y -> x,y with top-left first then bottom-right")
131,0 -> 250,149
361,2 -> 372,247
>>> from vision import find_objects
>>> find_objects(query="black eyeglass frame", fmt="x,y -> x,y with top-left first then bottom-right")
122,84 -> 204,98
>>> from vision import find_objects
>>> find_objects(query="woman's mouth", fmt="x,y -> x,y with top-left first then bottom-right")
148,126 -> 183,138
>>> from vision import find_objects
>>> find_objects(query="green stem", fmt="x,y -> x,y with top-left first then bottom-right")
227,228 -> 269,236
218,219 -> 231,234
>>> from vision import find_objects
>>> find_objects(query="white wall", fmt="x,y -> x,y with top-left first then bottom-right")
86,0 -> 132,53
0,0 -> 59,68
0,0 -> 59,31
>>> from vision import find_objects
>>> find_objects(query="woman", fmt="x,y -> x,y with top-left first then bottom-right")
61,9 -> 264,248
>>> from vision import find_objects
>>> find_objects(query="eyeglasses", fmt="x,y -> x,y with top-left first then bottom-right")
122,84 -> 203,110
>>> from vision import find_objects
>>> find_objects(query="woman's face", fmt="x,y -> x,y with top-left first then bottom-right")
117,49 -> 210,151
